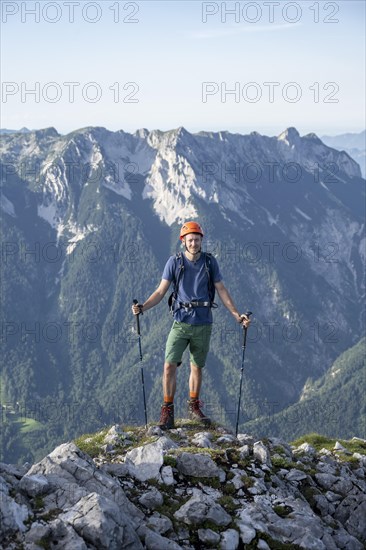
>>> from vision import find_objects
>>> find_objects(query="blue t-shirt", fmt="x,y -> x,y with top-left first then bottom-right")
162,252 -> 222,325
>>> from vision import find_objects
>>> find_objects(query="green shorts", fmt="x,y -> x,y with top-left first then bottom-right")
165,321 -> 213,369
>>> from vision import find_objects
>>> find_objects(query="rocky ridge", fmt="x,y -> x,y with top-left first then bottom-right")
1,422 -> 365,550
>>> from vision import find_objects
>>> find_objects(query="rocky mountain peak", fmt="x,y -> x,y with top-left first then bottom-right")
34,127 -> 60,139
1,422 -> 365,549
277,126 -> 301,146
134,128 -> 150,140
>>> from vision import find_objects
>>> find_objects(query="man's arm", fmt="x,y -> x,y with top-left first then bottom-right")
132,279 -> 171,315
215,281 -> 251,327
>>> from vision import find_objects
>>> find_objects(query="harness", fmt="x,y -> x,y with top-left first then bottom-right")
168,252 -> 218,315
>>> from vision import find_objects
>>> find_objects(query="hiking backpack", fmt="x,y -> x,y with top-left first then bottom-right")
168,252 -> 217,314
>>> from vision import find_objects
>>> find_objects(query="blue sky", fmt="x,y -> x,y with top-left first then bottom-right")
1,0 -> 365,136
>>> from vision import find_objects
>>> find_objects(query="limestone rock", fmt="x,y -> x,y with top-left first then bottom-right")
216,434 -> 237,444
315,472 -> 339,490
61,491 -> 143,549
285,469 -> 308,482
237,434 -> 254,445
238,444 -> 250,458
176,452 -> 220,478
161,465 -> 175,485
1,423 -> 366,550
294,442 -> 316,455
146,514 -> 173,534
138,488 -> 164,510
198,527 -> 220,544
0,476 -> 30,536
220,528 -> 240,549
26,442 -> 143,526
253,441 -> 272,466
125,436 -> 177,482
174,493 -> 231,526
19,473 -> 50,497
145,528 -> 183,549
191,432 -> 213,448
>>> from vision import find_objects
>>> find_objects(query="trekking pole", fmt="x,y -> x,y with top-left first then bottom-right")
133,299 -> 148,428
235,311 -> 252,437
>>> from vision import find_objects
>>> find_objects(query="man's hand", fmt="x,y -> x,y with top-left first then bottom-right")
132,303 -> 143,315
238,313 -> 251,328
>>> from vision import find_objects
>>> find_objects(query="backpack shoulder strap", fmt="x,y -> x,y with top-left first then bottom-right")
204,252 -> 213,278
173,252 -> 184,292
168,252 -> 184,314
204,252 -> 217,305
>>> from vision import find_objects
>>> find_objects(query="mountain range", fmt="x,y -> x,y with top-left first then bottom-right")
321,130 -> 365,178
0,125 -> 365,463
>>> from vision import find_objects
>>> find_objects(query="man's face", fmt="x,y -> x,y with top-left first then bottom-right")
183,233 -> 202,253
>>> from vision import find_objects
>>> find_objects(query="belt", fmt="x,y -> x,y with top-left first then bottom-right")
179,301 -> 211,308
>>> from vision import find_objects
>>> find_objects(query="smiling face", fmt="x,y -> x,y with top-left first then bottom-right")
183,233 -> 203,254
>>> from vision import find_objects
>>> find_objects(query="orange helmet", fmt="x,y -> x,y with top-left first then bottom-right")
180,221 -> 204,240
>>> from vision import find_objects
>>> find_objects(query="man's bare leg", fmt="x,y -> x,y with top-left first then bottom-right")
163,362 -> 177,401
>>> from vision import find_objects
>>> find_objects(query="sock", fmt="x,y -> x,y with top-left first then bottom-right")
190,392 -> 199,401
164,396 -> 174,405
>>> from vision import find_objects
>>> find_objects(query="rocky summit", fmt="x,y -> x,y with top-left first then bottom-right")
1,422 -> 365,550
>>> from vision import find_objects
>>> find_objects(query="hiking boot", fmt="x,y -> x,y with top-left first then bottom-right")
188,399 -> 211,425
158,403 -> 174,430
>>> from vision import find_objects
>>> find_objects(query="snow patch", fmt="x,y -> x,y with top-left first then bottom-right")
331,368 -> 341,378
38,202 -> 59,229
262,207 -> 279,227
295,207 -> 312,221
62,222 -> 99,254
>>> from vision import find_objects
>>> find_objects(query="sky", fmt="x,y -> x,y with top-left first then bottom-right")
0,0 -> 365,137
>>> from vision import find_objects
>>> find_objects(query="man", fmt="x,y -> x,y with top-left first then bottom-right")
132,221 -> 250,430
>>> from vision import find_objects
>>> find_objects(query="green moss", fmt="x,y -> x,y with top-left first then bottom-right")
33,496 -> 44,510
299,484 -> 320,508
170,446 -> 225,459
184,475 -> 221,489
146,477 -> 160,487
74,428 -> 110,457
36,538 -> 51,550
273,445 -> 287,455
272,456 -> 294,469
38,508 -> 62,522
264,471 -> 272,483
74,426 -> 161,457
241,475 -> 254,488
163,455 -> 177,468
226,449 -> 241,463
348,455 -> 363,467
291,433 -> 366,456
238,456 -> 252,469
273,505 -> 293,518
155,494 -> 190,520
222,482 -> 236,495
174,419 -> 219,433
201,519 -> 223,533
203,477 -> 221,489
218,495 -> 240,513
24,514 -> 35,526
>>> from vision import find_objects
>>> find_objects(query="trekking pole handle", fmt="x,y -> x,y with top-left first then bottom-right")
133,299 -> 141,335
240,311 -> 252,327
242,311 -> 252,346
